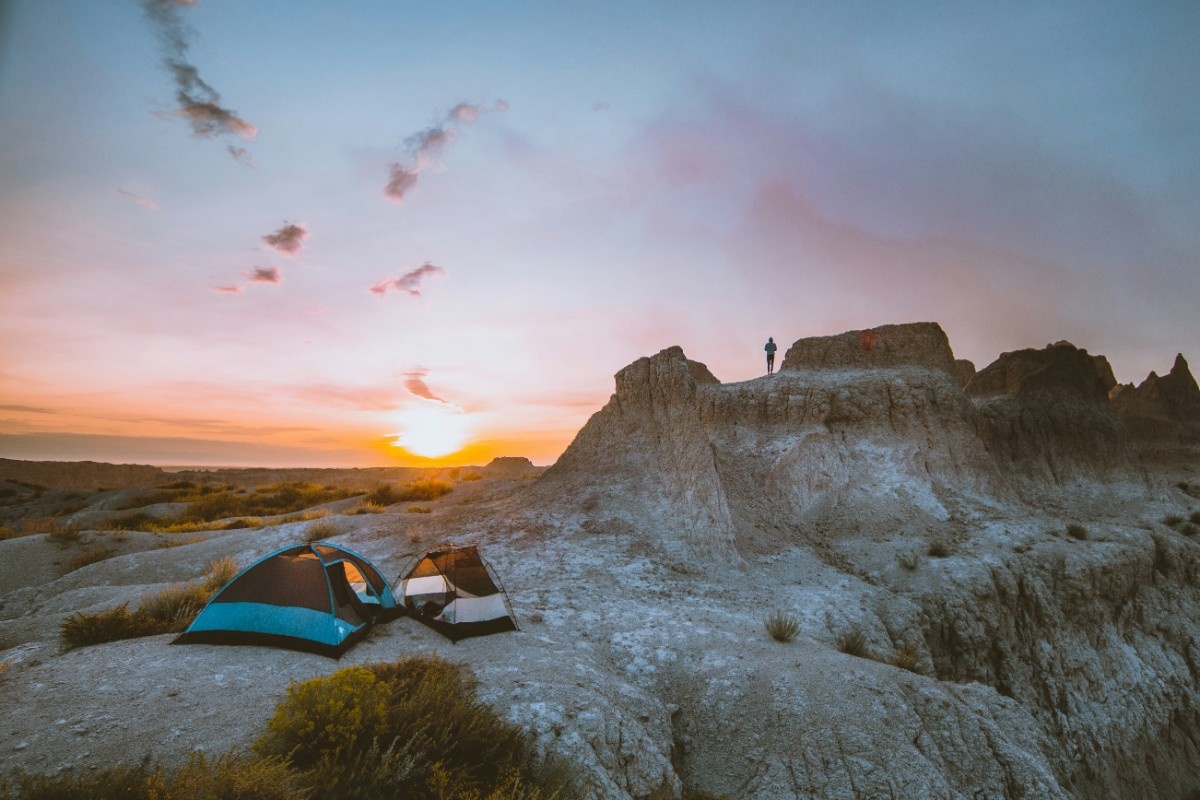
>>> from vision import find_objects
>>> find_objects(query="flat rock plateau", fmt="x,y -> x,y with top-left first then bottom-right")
2,321 -> 1200,799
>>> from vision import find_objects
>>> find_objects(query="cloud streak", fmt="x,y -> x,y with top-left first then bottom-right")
383,100 -> 507,202
369,262 -> 444,298
262,222 -> 308,256
116,188 -> 157,210
140,0 -> 257,158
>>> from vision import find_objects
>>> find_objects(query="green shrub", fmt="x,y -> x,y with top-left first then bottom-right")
927,540 -> 951,558
255,655 -> 570,799
837,627 -> 869,658
1066,524 -> 1088,540
67,544 -> 115,571
764,610 -> 800,643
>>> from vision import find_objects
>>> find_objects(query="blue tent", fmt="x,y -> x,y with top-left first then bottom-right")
175,542 -> 400,657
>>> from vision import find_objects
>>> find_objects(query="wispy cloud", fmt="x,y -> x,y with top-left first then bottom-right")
213,284 -> 244,294
140,0 -> 257,159
383,100 -> 507,202
226,145 -> 255,167
116,188 -> 157,210
369,262 -> 444,297
262,222 -> 308,256
402,368 -> 448,403
246,266 -> 282,284
0,404 -> 59,415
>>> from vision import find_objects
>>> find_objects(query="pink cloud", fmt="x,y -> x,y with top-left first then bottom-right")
369,262 -> 444,297
382,100 -> 507,203
403,368 -> 448,403
384,164 -> 420,201
214,284 -> 244,294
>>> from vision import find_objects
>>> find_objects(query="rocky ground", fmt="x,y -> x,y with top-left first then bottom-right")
2,323 -> 1199,799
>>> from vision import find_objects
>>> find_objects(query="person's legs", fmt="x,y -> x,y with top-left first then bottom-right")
767,353 -> 774,374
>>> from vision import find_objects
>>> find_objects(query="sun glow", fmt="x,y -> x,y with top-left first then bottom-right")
391,404 -> 472,458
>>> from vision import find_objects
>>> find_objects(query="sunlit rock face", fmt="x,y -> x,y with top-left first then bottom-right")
780,321 -> 958,374
1110,353 -> 1200,443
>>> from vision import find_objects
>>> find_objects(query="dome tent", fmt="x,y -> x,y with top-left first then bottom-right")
399,545 -> 518,641
175,542 -> 400,657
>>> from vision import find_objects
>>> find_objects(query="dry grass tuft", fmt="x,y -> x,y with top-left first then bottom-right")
927,540 -> 951,558
1066,523 -> 1088,540
304,518 -> 344,542
891,641 -> 923,674
406,506 -> 432,514
837,626 -> 869,658
764,610 -> 800,643
67,544 -> 116,571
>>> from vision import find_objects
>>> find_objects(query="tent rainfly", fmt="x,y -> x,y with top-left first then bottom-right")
174,542 -> 400,657
399,545 -> 518,641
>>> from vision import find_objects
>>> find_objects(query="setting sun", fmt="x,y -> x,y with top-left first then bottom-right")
391,405 -> 473,458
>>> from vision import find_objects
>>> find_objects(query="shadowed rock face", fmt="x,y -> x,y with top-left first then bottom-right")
780,321 -> 958,375
0,459 -> 163,490
1110,354 -> 1200,443
964,342 -> 1134,487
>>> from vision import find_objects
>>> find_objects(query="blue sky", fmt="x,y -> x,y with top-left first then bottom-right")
1,0 -> 1197,466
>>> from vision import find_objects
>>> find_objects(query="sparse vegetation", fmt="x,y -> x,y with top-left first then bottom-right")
1164,514 -> 1184,527
1183,523 -> 1199,537
1191,511 -> 1200,525
104,483 -> 354,532
304,519 -> 343,542
461,472 -> 483,482
366,479 -> 453,507
0,752 -> 302,800
406,505 -> 432,514
927,540 -> 951,558
896,549 -> 920,570
1066,524 -> 1088,541
353,500 -> 387,514
59,558 -> 236,651
837,626 -> 869,658
44,522 -> 82,543
67,544 -> 115,571
764,610 -> 800,643
891,641 -> 923,674
0,660 -> 10,680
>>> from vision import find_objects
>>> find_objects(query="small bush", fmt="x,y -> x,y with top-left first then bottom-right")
353,501 -> 387,515
68,544 -> 115,571
1164,514 -> 1184,527
0,525 -> 19,541
461,472 -> 483,482
305,519 -> 343,542
837,627 -> 869,658
1190,511 -> 1200,525
406,505 -> 432,514
927,541 -> 951,558
892,641 -> 922,674
46,523 -> 82,544
1183,522 -> 1199,537
1066,524 -> 1088,540
764,610 -> 800,643
0,660 -> 10,680
255,655 -> 571,799
60,604 -> 164,650
896,549 -> 920,570
138,583 -> 211,630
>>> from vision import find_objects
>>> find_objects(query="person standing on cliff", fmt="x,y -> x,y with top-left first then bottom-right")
765,337 -> 778,375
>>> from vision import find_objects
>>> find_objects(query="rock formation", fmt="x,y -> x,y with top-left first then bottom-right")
1110,354 -> 1200,443
0,458 -> 163,490
964,342 -> 1135,489
780,321 -> 958,374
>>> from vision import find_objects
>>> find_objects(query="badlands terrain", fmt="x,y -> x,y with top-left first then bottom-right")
2,321 -> 1200,799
